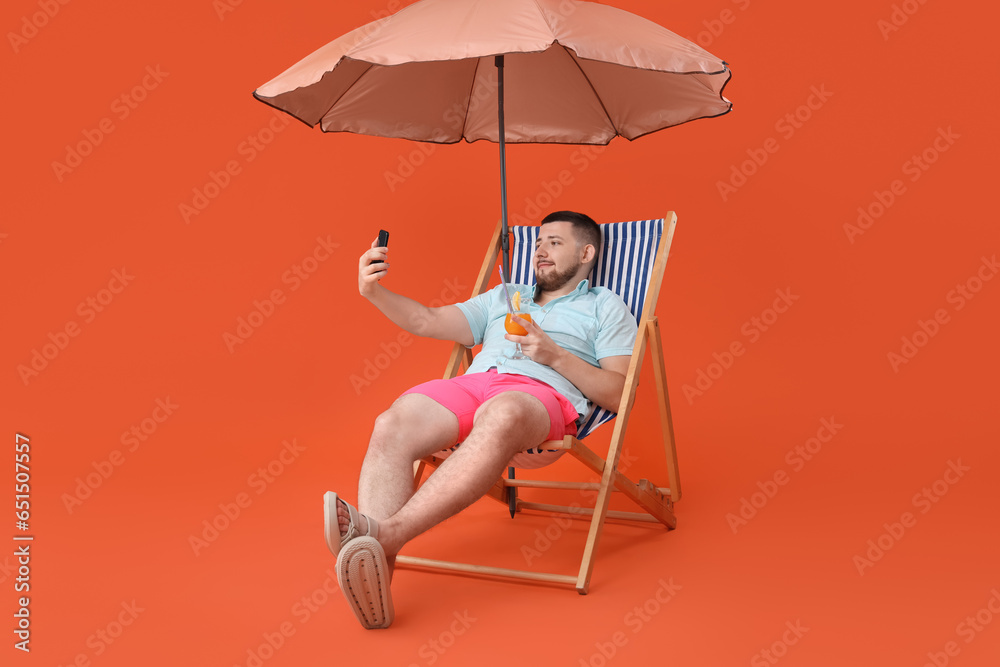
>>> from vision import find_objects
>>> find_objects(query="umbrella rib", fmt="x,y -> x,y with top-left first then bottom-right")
321,58 -> 378,127
685,66 -> 727,95
618,65 -> 733,141
460,57 -> 481,141
252,92 -> 316,129
560,43 -> 619,141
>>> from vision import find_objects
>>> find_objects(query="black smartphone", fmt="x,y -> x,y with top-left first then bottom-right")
371,229 -> 389,265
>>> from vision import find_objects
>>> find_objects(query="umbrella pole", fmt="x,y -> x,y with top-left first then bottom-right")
495,55 -> 510,279
495,55 -> 517,518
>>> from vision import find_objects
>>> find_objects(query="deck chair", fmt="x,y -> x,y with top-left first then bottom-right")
395,214 -> 681,594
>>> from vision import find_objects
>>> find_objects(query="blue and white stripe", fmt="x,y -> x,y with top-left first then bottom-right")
511,218 -> 664,441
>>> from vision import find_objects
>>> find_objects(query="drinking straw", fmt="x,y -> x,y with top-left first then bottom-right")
498,265 -> 515,314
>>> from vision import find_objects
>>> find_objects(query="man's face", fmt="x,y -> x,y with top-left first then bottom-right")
534,221 -> 590,292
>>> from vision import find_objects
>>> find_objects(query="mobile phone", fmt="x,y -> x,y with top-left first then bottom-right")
371,229 -> 389,266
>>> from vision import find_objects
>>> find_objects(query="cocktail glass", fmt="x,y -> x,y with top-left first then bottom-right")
504,312 -> 532,360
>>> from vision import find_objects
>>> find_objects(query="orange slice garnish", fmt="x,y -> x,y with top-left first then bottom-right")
512,290 -> 521,311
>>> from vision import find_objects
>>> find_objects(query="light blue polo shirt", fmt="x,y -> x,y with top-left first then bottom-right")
454,279 -> 637,418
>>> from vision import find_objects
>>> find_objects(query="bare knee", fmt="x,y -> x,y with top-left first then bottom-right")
474,392 -> 549,442
369,403 -> 410,457
368,394 -> 458,461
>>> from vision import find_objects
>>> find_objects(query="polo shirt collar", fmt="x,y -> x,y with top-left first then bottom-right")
532,278 -> 590,301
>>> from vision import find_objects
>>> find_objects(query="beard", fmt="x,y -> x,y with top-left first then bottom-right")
535,259 -> 582,292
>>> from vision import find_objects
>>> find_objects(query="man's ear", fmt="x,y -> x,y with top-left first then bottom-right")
581,243 -> 596,264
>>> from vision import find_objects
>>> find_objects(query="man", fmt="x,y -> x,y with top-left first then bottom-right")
328,211 -> 637,628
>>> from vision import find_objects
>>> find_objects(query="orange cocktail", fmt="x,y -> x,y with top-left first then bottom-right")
504,312 -> 532,336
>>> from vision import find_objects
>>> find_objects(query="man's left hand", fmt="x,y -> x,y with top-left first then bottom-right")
504,316 -> 565,366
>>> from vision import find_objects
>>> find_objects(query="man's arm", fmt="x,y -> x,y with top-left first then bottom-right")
507,315 -> 629,413
359,240 -> 474,346
550,351 -> 630,414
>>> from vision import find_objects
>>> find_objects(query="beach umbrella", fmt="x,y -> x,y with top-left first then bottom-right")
253,0 -> 732,272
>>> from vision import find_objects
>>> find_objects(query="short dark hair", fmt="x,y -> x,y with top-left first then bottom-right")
540,210 -> 601,259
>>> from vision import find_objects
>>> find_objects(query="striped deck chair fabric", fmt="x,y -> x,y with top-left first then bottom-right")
399,214 -> 678,593
510,218 -> 665,443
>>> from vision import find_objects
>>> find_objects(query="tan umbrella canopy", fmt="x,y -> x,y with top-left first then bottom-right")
255,0 -> 730,141
254,0 -> 732,268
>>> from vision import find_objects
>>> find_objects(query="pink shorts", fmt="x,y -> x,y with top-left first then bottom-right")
401,369 -> 578,468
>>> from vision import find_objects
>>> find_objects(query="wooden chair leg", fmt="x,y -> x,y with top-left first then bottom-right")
647,317 -> 681,502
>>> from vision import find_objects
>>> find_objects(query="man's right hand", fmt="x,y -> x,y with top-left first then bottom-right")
355,239 -> 475,346
358,238 -> 389,300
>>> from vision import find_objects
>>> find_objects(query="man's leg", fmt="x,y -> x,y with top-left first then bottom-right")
373,390 -> 550,558
357,392 -> 460,524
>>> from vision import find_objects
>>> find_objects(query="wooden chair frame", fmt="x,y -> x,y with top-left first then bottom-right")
395,213 -> 680,594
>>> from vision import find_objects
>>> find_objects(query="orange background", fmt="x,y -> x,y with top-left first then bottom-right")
3,0 -> 999,665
